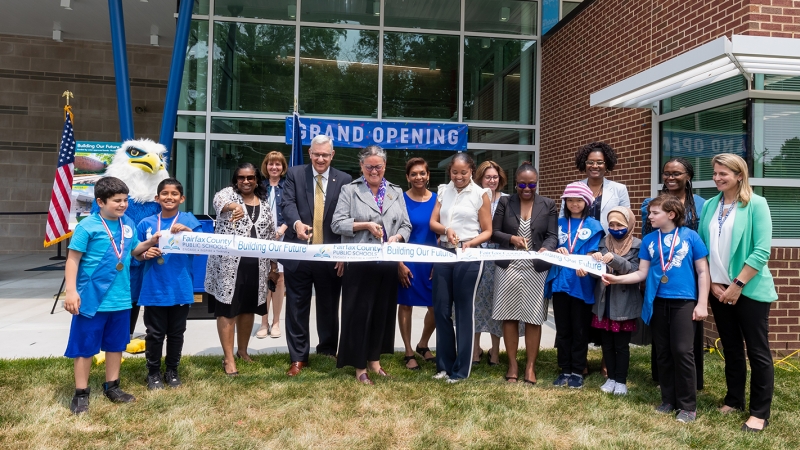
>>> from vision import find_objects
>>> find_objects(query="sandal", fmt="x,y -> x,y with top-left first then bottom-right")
472,349 -> 484,366
523,379 -> 536,386
404,355 -> 421,371
415,345 -> 435,361
222,359 -> 239,377
487,350 -> 499,367
505,374 -> 518,383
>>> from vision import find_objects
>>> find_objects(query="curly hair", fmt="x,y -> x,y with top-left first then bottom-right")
575,141 -> 618,172
644,157 -> 698,235
231,162 -> 267,200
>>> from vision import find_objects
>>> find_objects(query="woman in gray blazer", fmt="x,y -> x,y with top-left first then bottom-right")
331,145 -> 412,385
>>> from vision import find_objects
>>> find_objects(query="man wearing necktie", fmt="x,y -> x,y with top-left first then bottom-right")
281,134 -> 352,376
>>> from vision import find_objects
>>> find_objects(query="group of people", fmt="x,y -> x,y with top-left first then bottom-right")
62,136 -> 777,433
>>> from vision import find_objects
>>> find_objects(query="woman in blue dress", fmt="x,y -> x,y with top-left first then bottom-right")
398,157 -> 438,370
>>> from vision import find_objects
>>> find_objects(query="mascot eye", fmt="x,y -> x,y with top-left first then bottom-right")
128,148 -> 141,157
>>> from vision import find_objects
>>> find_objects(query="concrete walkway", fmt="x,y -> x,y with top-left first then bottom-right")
0,252 -> 556,360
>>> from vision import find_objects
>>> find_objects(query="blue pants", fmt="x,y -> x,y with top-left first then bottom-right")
432,260 -> 482,380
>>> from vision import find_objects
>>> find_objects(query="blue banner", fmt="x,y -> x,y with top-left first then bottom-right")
284,117 -> 468,151
542,0 -> 559,35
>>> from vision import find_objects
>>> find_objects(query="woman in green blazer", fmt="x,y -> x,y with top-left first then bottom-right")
698,153 -> 778,433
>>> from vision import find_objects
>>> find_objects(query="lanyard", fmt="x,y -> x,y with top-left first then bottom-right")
99,216 -> 124,270
717,197 -> 735,237
658,228 -> 680,275
567,218 -> 585,253
157,212 -> 180,232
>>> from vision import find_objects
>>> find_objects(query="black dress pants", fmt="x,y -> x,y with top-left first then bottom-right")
709,293 -> 774,420
601,330 -> 631,384
336,262 -> 397,370
651,297 -> 697,411
143,304 -> 191,374
552,292 -> 593,375
284,260 -> 343,362
652,319 -> 705,390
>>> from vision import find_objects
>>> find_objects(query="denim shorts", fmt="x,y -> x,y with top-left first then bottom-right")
64,309 -> 131,358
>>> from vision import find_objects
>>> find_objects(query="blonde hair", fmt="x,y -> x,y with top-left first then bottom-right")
711,153 -> 751,206
475,160 -> 507,191
261,151 -> 288,178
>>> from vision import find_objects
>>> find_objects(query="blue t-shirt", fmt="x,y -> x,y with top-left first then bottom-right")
639,227 -> 708,301
547,216 -> 603,304
68,214 -> 139,312
136,212 -> 202,307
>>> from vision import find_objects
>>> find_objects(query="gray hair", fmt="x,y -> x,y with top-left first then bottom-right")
358,145 -> 387,164
310,134 -> 334,151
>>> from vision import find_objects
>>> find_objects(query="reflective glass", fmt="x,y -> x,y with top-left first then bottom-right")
753,100 -> 800,179
469,127 -> 534,145
299,28 -> 379,117
214,0 -> 296,21
212,23 -> 295,113
301,0 -> 381,26
176,116 -> 206,133
193,0 -> 209,15
465,0 -> 538,36
178,20 -> 208,112
463,38 -> 536,124
172,140 -> 206,213
384,0 -> 460,30
211,118 -> 286,135
382,32 -> 459,120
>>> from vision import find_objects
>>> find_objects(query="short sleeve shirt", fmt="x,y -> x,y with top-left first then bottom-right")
437,181 -> 489,244
639,227 -> 709,300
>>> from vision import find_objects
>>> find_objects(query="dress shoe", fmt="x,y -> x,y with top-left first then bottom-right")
286,361 -> 307,377
357,373 -> 374,385
375,367 -> 390,377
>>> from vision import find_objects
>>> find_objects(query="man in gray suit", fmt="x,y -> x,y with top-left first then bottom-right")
281,134 -> 352,376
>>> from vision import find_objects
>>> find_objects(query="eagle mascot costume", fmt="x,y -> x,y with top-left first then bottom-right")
92,138 -> 170,339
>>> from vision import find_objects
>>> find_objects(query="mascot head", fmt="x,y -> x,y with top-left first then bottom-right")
103,138 -> 170,203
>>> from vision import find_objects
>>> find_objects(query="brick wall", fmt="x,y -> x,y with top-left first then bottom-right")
540,0 -> 800,353
0,34 -> 171,253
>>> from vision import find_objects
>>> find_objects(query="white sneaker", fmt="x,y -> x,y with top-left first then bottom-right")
613,383 -> 628,396
432,371 -> 449,380
445,378 -> 461,384
600,378 -> 616,394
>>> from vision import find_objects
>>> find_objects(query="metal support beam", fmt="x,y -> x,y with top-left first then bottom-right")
160,0 -> 195,165
108,0 -> 134,141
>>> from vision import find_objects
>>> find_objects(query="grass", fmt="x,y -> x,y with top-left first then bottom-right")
1,347 -> 798,449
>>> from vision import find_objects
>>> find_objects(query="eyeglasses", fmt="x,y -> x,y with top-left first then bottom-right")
364,164 -> 384,173
517,182 -> 538,189
484,175 -> 499,181
585,161 -> 606,167
310,152 -> 333,160
237,175 -> 256,182
662,171 -> 687,179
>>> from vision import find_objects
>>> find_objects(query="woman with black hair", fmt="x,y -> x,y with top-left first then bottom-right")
641,157 -> 706,389
205,162 -> 278,376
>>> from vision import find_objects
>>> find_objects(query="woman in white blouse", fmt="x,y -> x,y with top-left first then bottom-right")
429,153 -> 492,382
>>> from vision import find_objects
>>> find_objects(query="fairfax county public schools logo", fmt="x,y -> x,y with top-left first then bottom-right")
162,235 -> 181,250
313,247 -> 331,258
123,225 -> 133,239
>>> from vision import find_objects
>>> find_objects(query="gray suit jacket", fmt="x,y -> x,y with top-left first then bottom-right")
331,178 -> 412,244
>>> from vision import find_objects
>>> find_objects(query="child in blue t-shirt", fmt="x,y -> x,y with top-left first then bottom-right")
604,194 -> 710,424
545,182 -> 604,389
136,178 -> 202,390
64,177 -> 161,415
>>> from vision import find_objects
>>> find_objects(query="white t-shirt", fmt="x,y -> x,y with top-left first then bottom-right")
708,201 -> 736,285
437,181 -> 490,246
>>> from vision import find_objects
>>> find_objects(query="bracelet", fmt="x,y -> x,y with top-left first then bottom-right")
732,277 -> 746,288
444,226 -> 450,235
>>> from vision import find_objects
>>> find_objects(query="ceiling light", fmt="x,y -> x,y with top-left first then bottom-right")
288,5 -> 296,19
53,22 -> 62,42
150,25 -> 159,46
500,6 -> 510,22
61,0 -> 72,10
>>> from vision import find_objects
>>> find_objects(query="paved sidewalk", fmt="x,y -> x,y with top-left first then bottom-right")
0,252 -> 556,360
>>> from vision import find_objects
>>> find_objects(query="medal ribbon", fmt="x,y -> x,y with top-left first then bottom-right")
99,216 -> 124,264
157,212 -> 180,233
658,228 -> 680,275
567,218 -> 585,253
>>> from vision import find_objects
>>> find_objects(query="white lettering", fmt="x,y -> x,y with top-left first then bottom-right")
338,125 -> 349,142
324,125 -> 334,138
300,123 -> 307,140
448,129 -> 458,145
401,128 -> 409,144
387,128 -> 398,143
434,129 -> 445,145
309,124 -> 321,139
412,129 -> 423,144
373,127 -> 384,143
353,127 -> 364,142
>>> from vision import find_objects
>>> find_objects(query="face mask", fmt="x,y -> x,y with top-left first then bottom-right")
608,228 -> 628,239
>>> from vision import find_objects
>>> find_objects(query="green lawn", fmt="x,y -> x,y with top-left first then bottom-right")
1,347 -> 798,449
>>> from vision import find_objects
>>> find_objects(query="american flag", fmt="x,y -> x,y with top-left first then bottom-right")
44,108 -> 76,247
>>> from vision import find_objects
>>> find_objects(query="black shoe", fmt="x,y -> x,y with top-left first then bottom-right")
403,355 -> 421,371
103,379 -> 136,403
146,373 -> 165,390
164,369 -> 182,388
70,388 -> 90,415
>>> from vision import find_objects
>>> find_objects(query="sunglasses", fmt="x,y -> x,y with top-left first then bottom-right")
237,175 -> 256,182
517,183 -> 538,189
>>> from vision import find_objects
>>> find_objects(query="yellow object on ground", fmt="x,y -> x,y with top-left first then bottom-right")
125,338 -> 146,354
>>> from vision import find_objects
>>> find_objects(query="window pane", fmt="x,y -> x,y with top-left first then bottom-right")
763,74 -> 800,92
382,32 -> 459,120
193,0 -> 210,15
561,1 -> 582,19
176,116 -> 206,133
172,139 -> 206,214
463,38 -> 536,124
753,100 -> 800,179
299,28 -> 379,117
301,0 -> 381,26
760,187 -> 800,239
214,0 -> 296,21
661,76 -> 747,114
178,20 -> 208,112
660,100 -> 748,182
469,127 -> 534,145
211,118 -> 286,135
212,23 -> 295,113
465,0 -> 538,36
384,0 -> 460,30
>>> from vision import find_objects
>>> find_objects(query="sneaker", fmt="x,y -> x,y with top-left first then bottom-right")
164,369 -> 182,388
613,383 -> 628,396
146,373 -> 165,390
600,379 -> 616,394
70,388 -> 90,415
655,403 -> 675,414
432,371 -> 449,380
445,377 -> 461,384
676,410 -> 697,423
552,373 -> 570,387
103,379 -> 136,403
567,374 -> 584,389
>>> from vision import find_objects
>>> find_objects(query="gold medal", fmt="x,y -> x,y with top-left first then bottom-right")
115,262 -> 124,271
157,256 -> 165,265
660,275 -> 668,284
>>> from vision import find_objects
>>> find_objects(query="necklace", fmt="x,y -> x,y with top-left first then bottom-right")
247,203 -> 259,223
717,197 -> 735,237
658,228 -> 680,283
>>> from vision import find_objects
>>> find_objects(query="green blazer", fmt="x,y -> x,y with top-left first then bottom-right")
698,192 -> 777,302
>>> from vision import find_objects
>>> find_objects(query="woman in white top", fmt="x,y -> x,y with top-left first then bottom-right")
429,153 -> 492,382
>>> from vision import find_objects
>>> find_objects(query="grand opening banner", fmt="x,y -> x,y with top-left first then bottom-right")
159,232 -> 607,276
284,117 -> 468,151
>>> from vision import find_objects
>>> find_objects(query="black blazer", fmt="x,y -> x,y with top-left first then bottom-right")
491,194 -> 558,269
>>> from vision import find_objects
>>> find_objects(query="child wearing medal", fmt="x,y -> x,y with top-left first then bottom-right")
136,178 -> 202,390
603,194 -> 710,424
63,177 -> 161,415
544,182 -> 604,389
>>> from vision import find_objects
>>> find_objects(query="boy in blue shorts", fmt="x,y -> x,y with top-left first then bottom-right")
136,178 -> 202,390
64,176 -> 161,415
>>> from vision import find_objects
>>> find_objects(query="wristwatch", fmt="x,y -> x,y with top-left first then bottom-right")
732,277 -> 746,288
